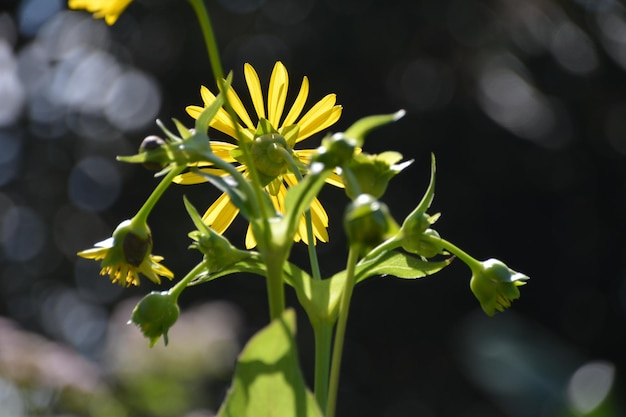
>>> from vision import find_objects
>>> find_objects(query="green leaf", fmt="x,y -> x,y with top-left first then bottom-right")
352,250 -> 452,282
216,309 -> 323,417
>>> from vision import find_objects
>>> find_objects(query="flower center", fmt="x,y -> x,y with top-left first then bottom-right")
123,231 -> 152,266
250,133 -> 290,178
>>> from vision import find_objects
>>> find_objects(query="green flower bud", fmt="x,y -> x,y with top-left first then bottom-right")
311,133 -> 358,169
185,196 -> 251,273
139,135 -> 167,171
343,194 -> 397,253
250,133 -> 289,178
130,291 -> 180,347
470,259 -> 529,317
189,227 -> 249,272
343,151 -> 412,199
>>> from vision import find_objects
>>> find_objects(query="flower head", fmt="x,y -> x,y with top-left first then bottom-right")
177,61 -> 343,248
78,219 -> 174,287
67,0 -> 132,25
470,258 -> 529,316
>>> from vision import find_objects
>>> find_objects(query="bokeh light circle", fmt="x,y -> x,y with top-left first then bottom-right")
68,157 -> 121,212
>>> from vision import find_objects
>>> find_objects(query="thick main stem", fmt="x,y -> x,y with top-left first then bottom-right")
313,321 -> 333,411
264,249 -> 287,320
326,247 -> 359,417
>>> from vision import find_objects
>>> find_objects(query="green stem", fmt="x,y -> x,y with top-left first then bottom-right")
168,261 -> 208,301
132,166 -> 185,226
186,0 -> 272,231
326,247 -> 359,417
359,235 -> 402,264
278,147 -> 322,280
422,234 -> 481,271
313,320 -> 333,411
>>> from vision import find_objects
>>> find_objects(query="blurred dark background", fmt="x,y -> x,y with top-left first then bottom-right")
1,0 -> 626,416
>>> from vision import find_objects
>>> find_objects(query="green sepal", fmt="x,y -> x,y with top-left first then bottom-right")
342,151 -> 413,199
400,154 -> 443,256
343,109 -> 406,147
216,309 -> 323,417
255,118 -> 278,136
173,118 -> 194,140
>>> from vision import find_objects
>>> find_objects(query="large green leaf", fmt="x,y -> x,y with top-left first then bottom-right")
216,309 -> 323,417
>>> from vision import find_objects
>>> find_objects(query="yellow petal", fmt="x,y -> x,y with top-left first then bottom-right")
268,181 -> 287,213
202,193 -> 240,234
209,141 -> 238,162
77,246 -> 108,260
196,86 -> 245,139
245,224 -> 257,249
282,76 -> 309,127
244,63 -> 266,120
268,62 -> 288,127
324,171 -> 345,188
221,81 -> 255,129
68,0 -> 132,25
185,105 -> 204,119
296,94 -> 342,143
309,196 -> 329,225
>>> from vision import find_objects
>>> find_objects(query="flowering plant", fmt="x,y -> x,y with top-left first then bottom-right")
72,1 -> 529,416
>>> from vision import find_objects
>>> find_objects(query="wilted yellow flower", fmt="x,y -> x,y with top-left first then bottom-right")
67,0 -> 132,25
78,220 -> 174,287
177,61 -> 343,248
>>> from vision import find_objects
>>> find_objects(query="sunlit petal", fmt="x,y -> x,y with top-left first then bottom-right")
184,62 -> 342,245
68,0 -> 132,25
283,76 -> 309,127
245,224 -> 256,249
298,104 -> 343,142
268,62 -> 288,127
221,82 -> 255,129
324,172 -> 345,188
244,63 -> 266,120
209,141 -> 238,162
202,192 -> 240,234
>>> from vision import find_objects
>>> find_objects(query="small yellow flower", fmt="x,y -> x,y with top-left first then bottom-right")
67,0 -> 132,25
78,220 -> 174,287
177,61 -> 344,248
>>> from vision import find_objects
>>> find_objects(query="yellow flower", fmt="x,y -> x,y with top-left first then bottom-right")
177,61 -> 343,248
78,220 -> 174,287
67,0 -> 132,25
